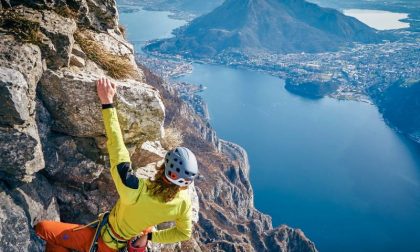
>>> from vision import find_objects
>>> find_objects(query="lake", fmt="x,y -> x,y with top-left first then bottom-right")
343,9 -> 410,30
118,6 -> 420,252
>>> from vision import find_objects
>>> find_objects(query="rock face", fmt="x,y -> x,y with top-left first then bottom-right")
0,175 -> 60,252
0,1 -> 316,252
11,6 -> 77,69
39,68 -> 164,142
0,35 -> 43,117
7,0 -> 119,31
0,35 -> 45,182
0,67 -> 31,125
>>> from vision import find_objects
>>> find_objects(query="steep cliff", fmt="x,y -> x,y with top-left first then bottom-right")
0,1 -> 317,251
369,79 -> 420,145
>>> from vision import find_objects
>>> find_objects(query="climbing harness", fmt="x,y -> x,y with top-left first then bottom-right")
72,211 -> 110,252
72,211 -> 147,252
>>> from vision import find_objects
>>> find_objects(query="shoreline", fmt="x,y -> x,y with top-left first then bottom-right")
141,41 -> 419,147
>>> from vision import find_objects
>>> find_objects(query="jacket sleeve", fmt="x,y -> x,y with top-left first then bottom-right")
102,107 -> 140,205
151,200 -> 193,243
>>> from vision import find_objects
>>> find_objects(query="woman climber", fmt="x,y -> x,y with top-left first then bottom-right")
35,77 -> 198,252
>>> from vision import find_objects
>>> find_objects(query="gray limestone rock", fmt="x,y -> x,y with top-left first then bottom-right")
131,140 -> 166,168
72,43 -> 87,59
0,67 -> 30,125
84,0 -> 119,30
264,226 -> 318,252
43,135 -> 105,183
39,68 -> 165,144
0,124 -> 44,182
0,35 -> 43,116
70,54 -> 86,67
11,6 -> 77,69
0,189 -> 31,251
83,29 -> 144,81
0,175 -> 60,252
9,0 -> 54,8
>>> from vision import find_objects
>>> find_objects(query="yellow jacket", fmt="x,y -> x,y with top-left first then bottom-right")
100,107 -> 192,250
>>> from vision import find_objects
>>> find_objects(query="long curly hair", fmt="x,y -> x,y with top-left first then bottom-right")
147,163 -> 181,202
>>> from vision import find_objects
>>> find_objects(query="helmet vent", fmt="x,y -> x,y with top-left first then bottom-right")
170,164 -> 174,168
166,159 -> 169,163
185,171 -> 190,175
174,158 -> 178,162
179,161 -> 183,165
176,168 -> 180,172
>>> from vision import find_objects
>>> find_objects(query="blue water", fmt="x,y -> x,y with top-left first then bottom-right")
177,64 -> 420,252
118,5 -> 186,51
118,6 -> 420,252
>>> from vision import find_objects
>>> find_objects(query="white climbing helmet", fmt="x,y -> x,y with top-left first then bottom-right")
164,147 -> 198,186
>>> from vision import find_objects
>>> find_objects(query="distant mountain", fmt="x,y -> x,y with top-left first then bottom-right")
145,0 -> 388,58
117,0 -> 224,15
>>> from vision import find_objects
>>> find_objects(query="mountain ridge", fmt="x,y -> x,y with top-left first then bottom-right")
146,0 -> 389,58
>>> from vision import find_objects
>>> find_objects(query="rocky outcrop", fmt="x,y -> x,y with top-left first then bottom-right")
0,174 -> 60,252
38,67 -> 164,142
6,0 -> 119,31
0,35 -> 44,182
0,67 -> 31,124
0,35 -> 43,118
10,6 -> 77,69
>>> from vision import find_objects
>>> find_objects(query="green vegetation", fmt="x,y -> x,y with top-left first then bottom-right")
74,30 -> 137,79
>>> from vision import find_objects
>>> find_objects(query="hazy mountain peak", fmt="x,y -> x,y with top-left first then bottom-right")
146,0 -> 388,57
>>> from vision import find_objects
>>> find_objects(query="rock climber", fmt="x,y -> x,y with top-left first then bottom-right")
35,77 -> 198,252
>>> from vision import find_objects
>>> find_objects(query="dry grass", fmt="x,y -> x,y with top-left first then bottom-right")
118,24 -> 127,38
0,10 -> 43,44
74,30 -> 137,79
161,127 -> 184,150
54,5 -> 79,19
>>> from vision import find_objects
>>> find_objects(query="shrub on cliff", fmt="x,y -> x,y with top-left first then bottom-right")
0,10 -> 43,44
74,30 -> 137,79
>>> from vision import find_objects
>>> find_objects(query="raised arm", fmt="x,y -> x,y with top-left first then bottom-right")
97,77 -> 140,205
